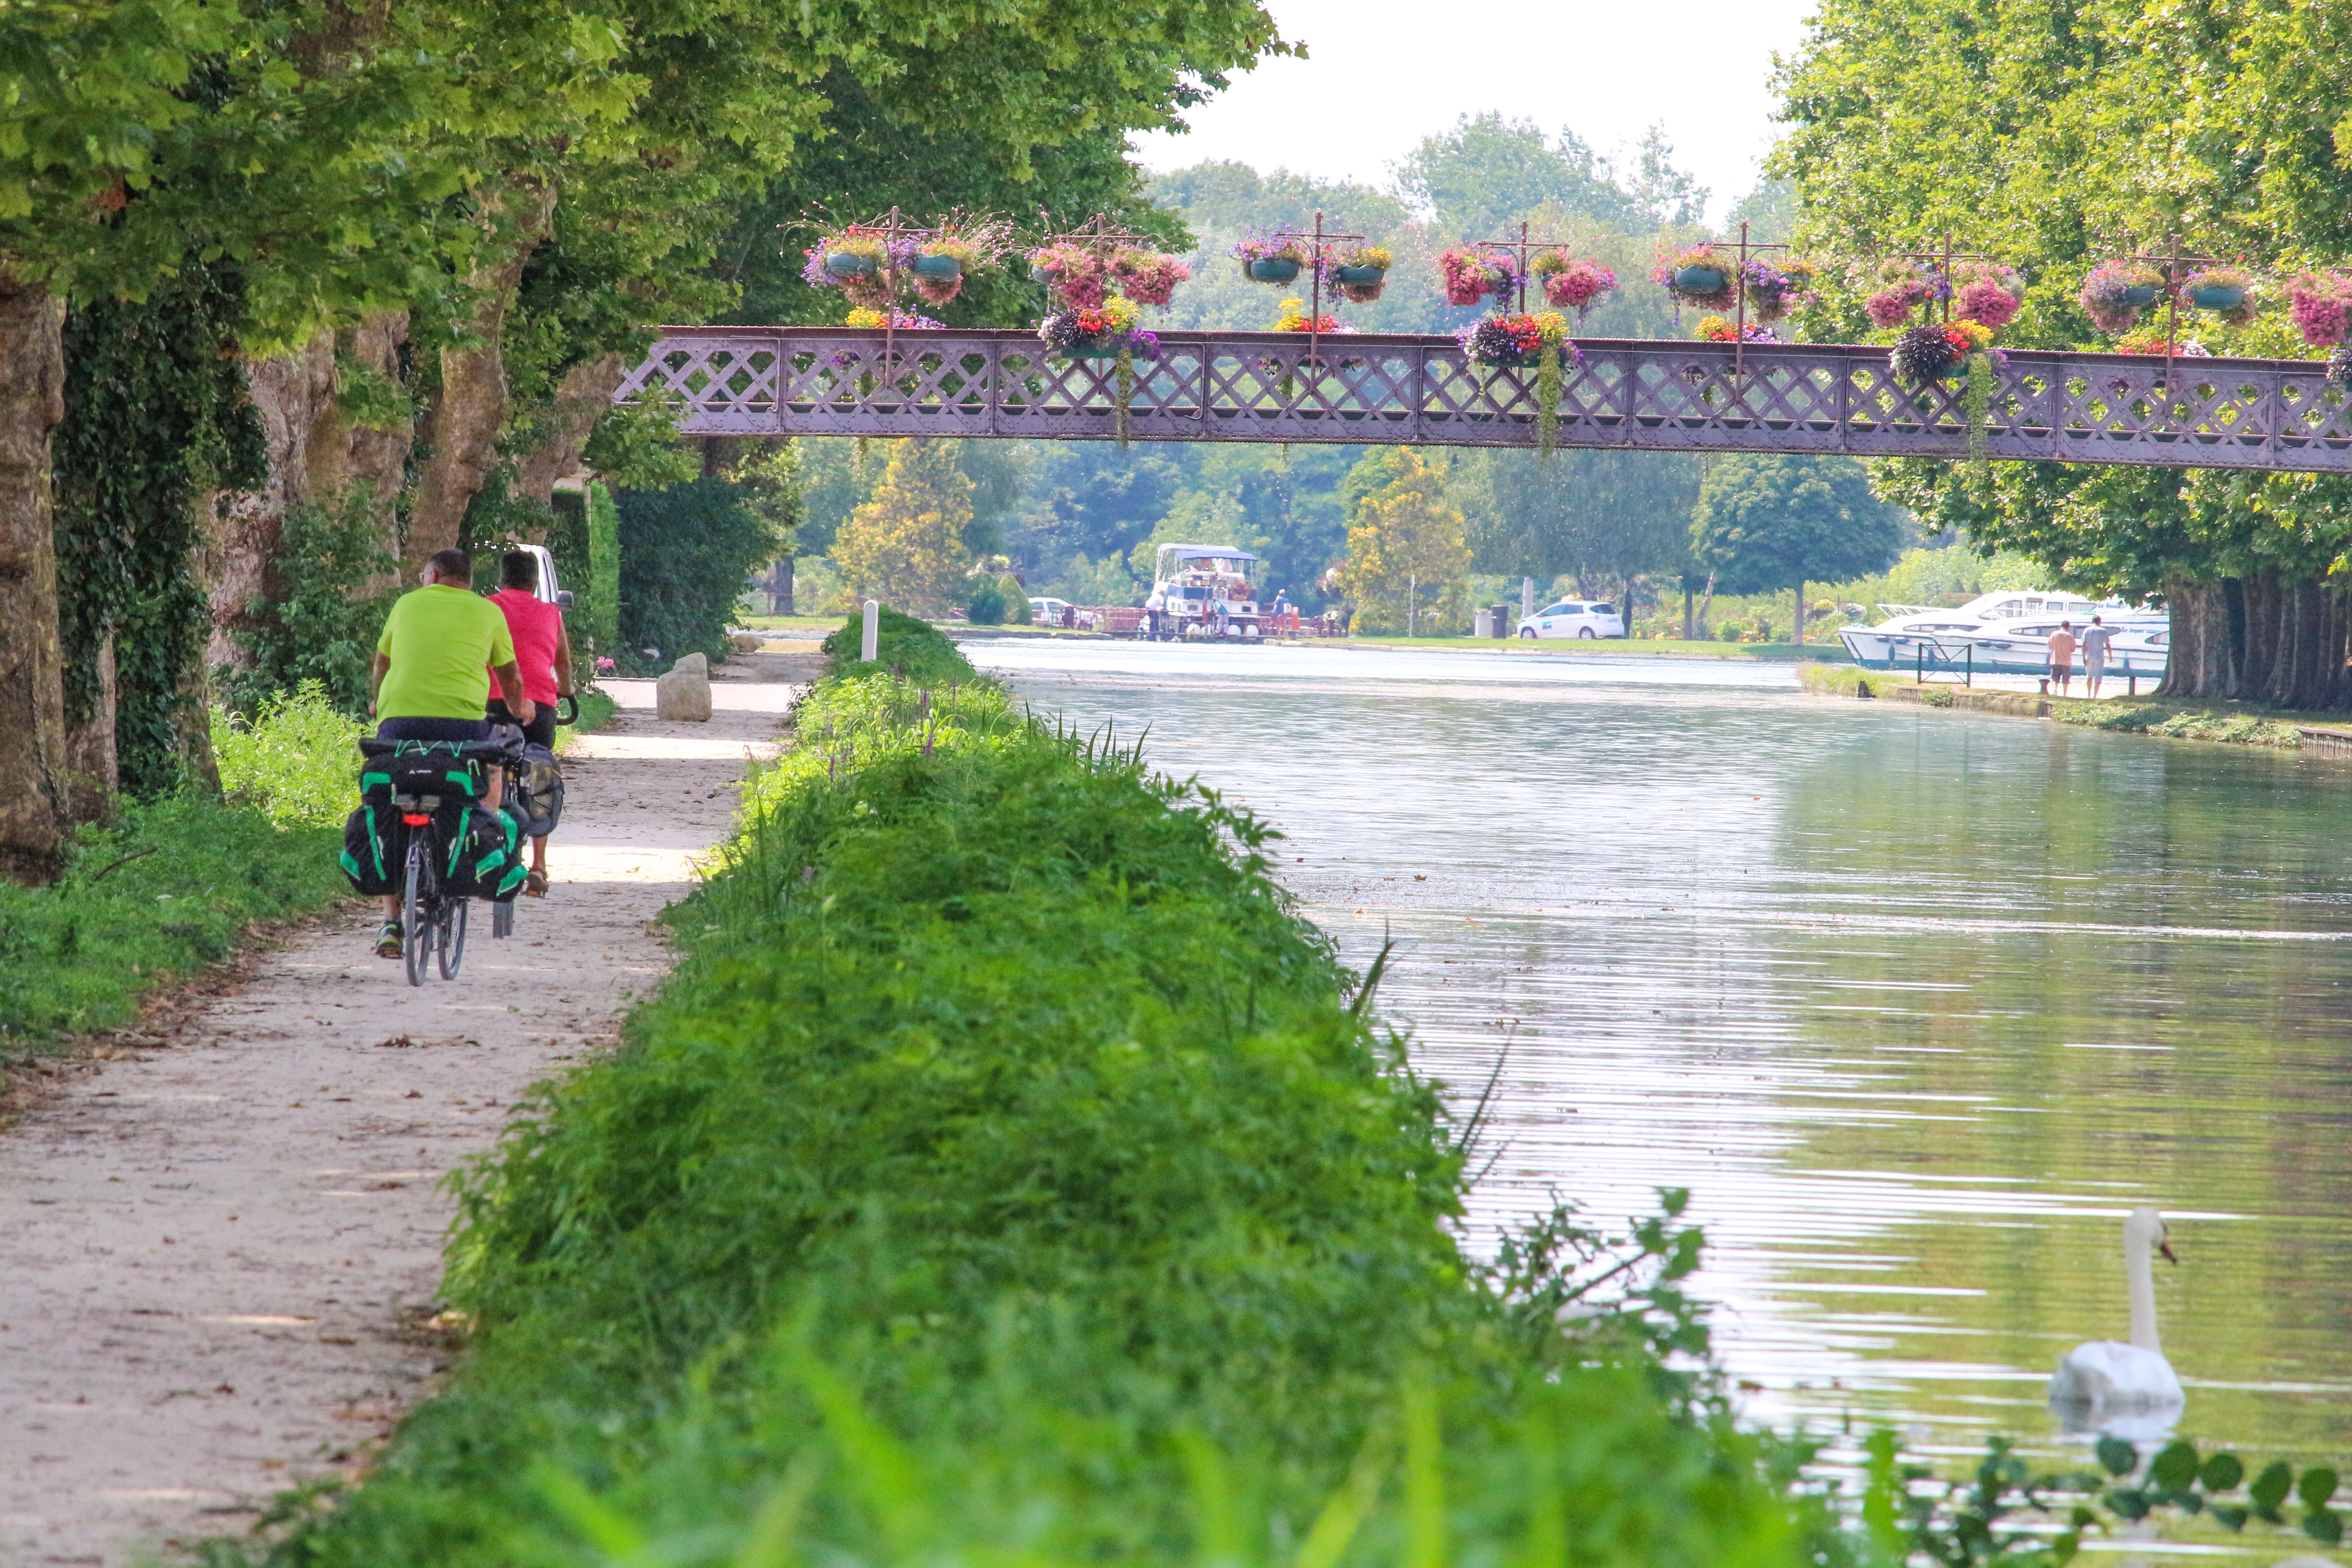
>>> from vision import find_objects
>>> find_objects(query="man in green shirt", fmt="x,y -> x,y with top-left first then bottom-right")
367,548 -> 537,956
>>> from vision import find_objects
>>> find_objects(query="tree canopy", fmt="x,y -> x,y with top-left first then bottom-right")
1690,455 -> 1901,595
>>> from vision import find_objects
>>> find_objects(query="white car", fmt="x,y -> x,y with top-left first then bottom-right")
1028,596 -> 1073,625
1517,600 -> 1624,639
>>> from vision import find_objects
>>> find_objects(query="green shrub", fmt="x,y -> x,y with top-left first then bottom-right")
964,577 -> 1008,623
616,475 -> 782,668
212,681 -> 368,829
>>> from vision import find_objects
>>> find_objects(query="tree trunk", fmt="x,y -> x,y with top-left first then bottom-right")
206,311 -> 413,667
511,351 -> 624,513
1793,576 -> 1806,645
2157,575 -> 2202,699
779,553 -> 794,616
404,183 -> 558,570
1682,579 -> 1693,641
61,635 -> 116,824
2240,570 -> 2282,701
1696,571 -> 1717,641
0,271 -> 69,881
208,332 -> 338,667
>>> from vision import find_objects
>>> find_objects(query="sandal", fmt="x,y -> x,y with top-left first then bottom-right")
375,919 -> 404,958
524,869 -> 549,897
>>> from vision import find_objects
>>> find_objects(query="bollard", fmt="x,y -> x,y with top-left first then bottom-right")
862,598 -> 879,662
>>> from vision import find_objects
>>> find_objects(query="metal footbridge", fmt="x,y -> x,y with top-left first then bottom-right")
616,326 -> 2352,472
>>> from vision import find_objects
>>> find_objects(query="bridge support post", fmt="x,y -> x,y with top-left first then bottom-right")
862,599 -> 879,663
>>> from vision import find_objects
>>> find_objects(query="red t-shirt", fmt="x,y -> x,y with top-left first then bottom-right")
486,588 -> 564,705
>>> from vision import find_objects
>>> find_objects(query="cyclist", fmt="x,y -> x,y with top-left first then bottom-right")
367,547 -> 535,957
484,549 -> 575,897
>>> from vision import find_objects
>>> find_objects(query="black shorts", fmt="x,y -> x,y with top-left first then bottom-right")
485,699 -> 556,751
375,716 -> 492,743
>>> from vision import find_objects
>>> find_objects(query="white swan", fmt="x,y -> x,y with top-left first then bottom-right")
2047,1206 -> 2185,1412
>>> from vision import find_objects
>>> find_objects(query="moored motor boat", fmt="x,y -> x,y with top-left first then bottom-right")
1840,589 -> 2166,681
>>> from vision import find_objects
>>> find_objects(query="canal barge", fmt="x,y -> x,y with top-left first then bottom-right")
1137,544 -> 1272,641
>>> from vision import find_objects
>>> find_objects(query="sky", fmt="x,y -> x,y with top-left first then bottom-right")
1129,0 -> 1825,227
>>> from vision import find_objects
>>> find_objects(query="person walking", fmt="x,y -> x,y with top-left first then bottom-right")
1144,582 -> 1167,639
2046,619 -> 2080,696
2080,614 -> 2114,698
368,549 -> 534,956
485,549 -> 575,896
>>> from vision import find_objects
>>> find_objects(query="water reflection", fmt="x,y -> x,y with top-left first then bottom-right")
971,637 -> 2352,1463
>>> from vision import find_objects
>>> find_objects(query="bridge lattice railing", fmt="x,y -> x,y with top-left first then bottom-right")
613,328 -> 2352,473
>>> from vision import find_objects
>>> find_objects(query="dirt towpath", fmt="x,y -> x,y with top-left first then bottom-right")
0,664 -> 810,1567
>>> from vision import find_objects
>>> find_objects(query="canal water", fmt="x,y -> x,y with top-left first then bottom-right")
974,636 -> 2352,1470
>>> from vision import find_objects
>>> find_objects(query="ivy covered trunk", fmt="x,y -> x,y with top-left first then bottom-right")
0,271 -> 68,881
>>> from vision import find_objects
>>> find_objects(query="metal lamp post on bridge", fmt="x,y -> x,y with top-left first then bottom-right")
2118,233 -> 2225,392
1249,211 -> 1367,371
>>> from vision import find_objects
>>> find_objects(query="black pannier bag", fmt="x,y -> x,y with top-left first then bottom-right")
508,742 -> 564,838
342,739 -> 524,900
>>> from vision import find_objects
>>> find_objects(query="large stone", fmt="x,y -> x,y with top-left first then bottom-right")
655,652 -> 711,721
729,632 -> 761,653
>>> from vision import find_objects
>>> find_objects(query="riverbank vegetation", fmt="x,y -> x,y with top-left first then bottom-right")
1802,665 -> 2315,749
231,608 -> 1818,1567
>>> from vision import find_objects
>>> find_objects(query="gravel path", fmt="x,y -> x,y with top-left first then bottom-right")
0,667 -> 807,1567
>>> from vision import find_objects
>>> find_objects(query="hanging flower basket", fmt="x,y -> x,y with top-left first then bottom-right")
912,254 -> 961,279
1654,245 -> 1735,309
1457,311 -> 1580,455
1696,316 -> 1777,343
1110,247 -> 1190,306
1325,243 -> 1393,303
2080,261 -> 2166,334
2285,274 -> 2352,346
1864,260 -> 1937,329
1532,251 -> 1617,316
1890,322 -> 1971,384
1438,246 -> 1516,307
1952,261 -> 2025,331
1038,295 -> 1159,360
1234,234 -> 1308,285
1740,256 -> 1815,323
826,250 -> 879,279
2172,266 -> 2254,327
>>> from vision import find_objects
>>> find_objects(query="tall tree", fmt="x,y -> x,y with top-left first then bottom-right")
833,439 -> 976,615
1336,447 -> 1470,634
1690,455 -> 1901,642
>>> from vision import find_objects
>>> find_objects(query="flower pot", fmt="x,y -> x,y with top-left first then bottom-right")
912,254 -> 962,280
1333,264 -> 1387,287
1246,257 -> 1302,284
2187,283 -> 2246,313
825,252 -> 878,279
2120,283 -> 2159,308
1673,265 -> 1728,294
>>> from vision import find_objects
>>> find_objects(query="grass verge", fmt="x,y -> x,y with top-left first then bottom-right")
557,686 -> 619,751
1801,665 -> 2313,748
242,606 -> 1808,1568
0,686 -> 363,1076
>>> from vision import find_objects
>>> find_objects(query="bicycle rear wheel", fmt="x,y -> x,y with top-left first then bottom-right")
402,841 -> 431,988
436,897 -> 468,979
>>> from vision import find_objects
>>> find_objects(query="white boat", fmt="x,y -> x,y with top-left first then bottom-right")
1136,544 -> 1267,641
1840,590 -> 2167,681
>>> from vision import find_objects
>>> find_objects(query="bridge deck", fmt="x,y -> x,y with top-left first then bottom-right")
616,327 -> 2352,472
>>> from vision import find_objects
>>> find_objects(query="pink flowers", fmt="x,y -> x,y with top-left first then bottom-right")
2287,274 -> 2352,346
1865,286 -> 1928,329
1111,250 -> 1188,306
1956,279 -> 2019,329
1534,254 -> 1617,314
1438,246 -> 1514,307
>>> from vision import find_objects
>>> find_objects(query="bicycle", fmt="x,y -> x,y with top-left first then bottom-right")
358,731 -> 528,986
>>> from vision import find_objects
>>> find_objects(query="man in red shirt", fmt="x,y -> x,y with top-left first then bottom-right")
486,551 -> 576,896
